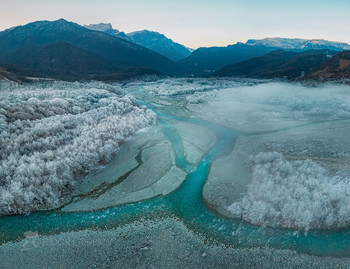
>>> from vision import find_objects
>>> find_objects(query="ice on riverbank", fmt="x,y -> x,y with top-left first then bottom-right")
202,139 -> 250,217
62,124 -> 186,212
170,120 -> 217,165
72,124 -> 164,197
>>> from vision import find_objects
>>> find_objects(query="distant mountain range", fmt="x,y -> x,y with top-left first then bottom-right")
245,38 -> 350,51
180,38 -> 350,76
0,18 -> 350,82
0,19 -> 179,80
212,50 -> 337,79
178,44 -> 279,76
84,23 -> 193,62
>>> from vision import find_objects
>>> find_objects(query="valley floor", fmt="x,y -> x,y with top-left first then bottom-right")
2,78 -> 350,267
2,218 -> 350,269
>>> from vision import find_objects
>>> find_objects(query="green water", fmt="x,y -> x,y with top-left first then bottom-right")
1,86 -> 350,257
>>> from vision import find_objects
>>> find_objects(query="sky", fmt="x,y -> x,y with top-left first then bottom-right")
1,0 -> 350,49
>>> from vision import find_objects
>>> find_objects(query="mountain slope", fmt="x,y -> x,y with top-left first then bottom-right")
0,42 -> 156,80
1,42 -> 159,81
179,38 -> 350,76
84,23 -> 132,41
0,19 -> 179,76
305,50 -> 350,80
213,50 -> 335,79
84,23 -> 192,61
178,44 -> 278,75
127,30 -> 192,61
84,23 -> 115,32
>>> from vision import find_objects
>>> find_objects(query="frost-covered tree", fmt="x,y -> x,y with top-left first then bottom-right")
0,81 -> 155,215
229,152 -> 350,231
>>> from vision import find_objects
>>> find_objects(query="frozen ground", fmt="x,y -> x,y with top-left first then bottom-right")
188,82 -> 350,132
228,121 -> 350,230
189,82 -> 350,230
1,218 -> 350,269
170,120 -> 217,165
3,78 -> 350,265
142,78 -> 263,97
203,139 -> 250,217
62,124 -> 186,212
143,79 -> 350,230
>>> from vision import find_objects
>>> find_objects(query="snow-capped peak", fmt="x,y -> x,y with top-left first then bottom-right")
245,37 -> 350,51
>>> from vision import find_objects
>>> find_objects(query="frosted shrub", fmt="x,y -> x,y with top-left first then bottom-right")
143,78 -> 261,96
229,152 -> 350,230
186,90 -> 218,104
0,82 -> 155,215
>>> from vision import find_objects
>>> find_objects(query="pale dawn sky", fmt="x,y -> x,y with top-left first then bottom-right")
1,0 -> 350,49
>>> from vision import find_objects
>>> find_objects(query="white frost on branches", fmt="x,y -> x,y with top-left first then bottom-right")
229,152 -> 350,231
0,82 -> 155,215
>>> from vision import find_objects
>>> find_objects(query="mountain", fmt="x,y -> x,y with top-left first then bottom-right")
127,30 -> 192,61
84,23 -> 114,32
84,23 -> 193,61
245,38 -> 350,51
0,19 -> 180,79
212,49 -> 336,79
305,50 -> 350,80
178,43 -> 278,76
0,41 -> 160,80
84,23 -> 132,41
178,38 -> 350,76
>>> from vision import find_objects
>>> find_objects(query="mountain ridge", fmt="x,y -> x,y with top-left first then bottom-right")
0,19 -> 180,77
178,43 -> 279,76
212,49 -> 337,80
1,19 -> 350,82
179,38 -> 350,76
245,37 -> 350,51
0,41 -> 160,81
84,23 -> 193,61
